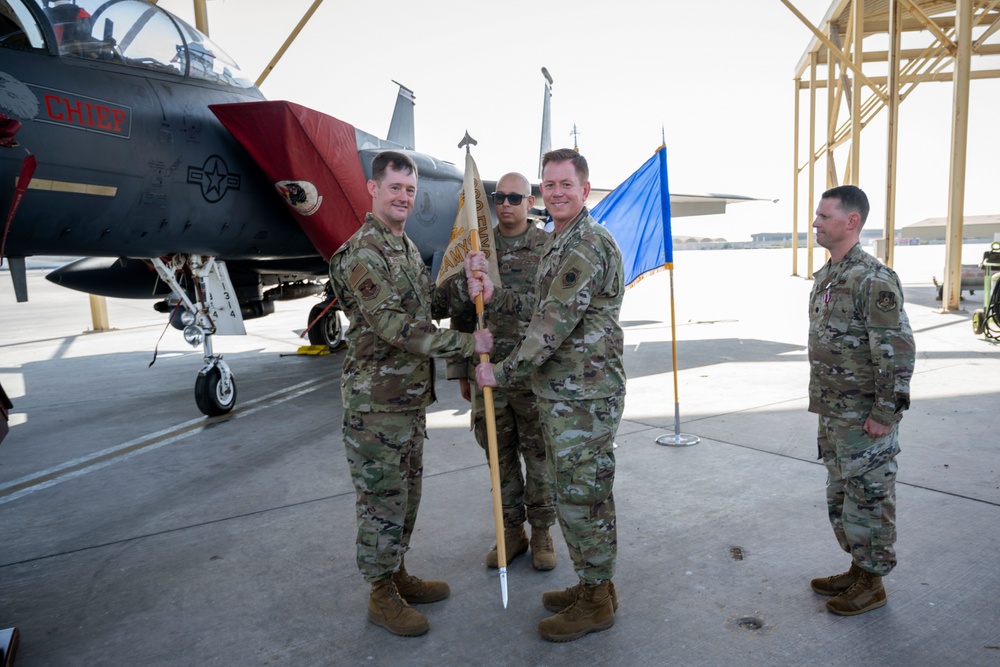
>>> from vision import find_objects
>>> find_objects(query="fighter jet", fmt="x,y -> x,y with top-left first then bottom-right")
0,0 -> 755,417
1,0 -> 464,416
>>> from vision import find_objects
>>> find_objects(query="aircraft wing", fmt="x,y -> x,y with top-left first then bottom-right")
587,189 -> 769,218
667,192 -> 772,218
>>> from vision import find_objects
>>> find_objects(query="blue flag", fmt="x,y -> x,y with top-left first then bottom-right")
591,146 -> 672,288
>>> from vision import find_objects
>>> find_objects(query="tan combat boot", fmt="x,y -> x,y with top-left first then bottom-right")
537,581 -> 616,642
485,523 -> 529,568
392,559 -> 450,604
826,569 -> 886,616
542,580 -> 618,613
811,561 -> 863,596
530,526 -> 556,571
367,577 -> 429,637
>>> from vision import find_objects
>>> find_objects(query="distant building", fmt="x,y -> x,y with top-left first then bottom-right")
674,236 -> 727,244
750,229 -> 883,248
900,215 -> 1000,242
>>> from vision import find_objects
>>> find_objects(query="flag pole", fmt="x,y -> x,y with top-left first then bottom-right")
653,141 -> 699,447
458,132 -> 508,607
655,264 -> 699,446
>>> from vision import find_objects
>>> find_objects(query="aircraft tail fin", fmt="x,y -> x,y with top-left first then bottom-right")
387,81 -> 415,150
538,67 -> 553,179
211,100 -> 370,261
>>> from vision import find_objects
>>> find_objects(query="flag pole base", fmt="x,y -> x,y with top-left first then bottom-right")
655,433 -> 700,447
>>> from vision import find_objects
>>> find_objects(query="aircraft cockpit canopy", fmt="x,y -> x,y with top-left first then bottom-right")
7,0 -> 253,88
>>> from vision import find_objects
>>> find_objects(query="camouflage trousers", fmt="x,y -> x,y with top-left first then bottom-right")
818,415 -> 899,576
538,393 -> 622,585
343,408 -> 426,583
473,385 -> 555,528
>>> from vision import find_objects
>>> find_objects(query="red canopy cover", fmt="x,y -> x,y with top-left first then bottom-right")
210,101 -> 369,261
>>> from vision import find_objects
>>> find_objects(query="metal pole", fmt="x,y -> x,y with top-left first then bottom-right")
793,78 -> 800,277
808,51 -> 817,279
884,0 -> 901,267
942,0 -> 973,311
656,266 -> 698,447
192,0 -> 208,35
255,0 -> 325,88
850,0 -> 864,185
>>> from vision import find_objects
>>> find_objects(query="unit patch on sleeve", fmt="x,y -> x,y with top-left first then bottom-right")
549,258 -> 595,304
561,264 -> 582,290
358,278 -> 380,301
876,290 -> 897,312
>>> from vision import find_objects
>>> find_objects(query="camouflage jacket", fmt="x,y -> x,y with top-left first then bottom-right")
329,213 -> 475,412
808,243 -> 915,425
491,208 -> 626,400
446,225 -> 549,387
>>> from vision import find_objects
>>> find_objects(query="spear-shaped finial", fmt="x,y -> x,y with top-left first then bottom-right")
458,131 -> 477,152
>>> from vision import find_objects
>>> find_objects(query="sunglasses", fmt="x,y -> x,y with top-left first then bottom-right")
492,192 -> 527,206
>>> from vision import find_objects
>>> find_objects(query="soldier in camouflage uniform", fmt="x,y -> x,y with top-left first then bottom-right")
469,149 -> 625,642
328,151 -> 493,637
807,185 -> 915,617
447,172 -> 556,571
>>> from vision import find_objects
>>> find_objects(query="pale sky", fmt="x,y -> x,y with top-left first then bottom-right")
160,0 -> 1000,242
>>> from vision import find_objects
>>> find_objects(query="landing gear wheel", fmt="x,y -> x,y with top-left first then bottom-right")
308,303 -> 345,349
195,366 -> 237,416
972,308 -> 986,335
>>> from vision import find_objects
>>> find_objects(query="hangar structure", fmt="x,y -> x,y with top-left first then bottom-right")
784,0 -> 1000,310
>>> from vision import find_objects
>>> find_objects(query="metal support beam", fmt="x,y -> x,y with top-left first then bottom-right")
850,0 -> 864,185
798,67 -> 1000,88
808,51 -> 818,279
256,0 -> 325,88
89,295 -> 110,331
942,0 -> 973,311
781,0 -> 887,103
973,3 -> 1000,48
793,78 -> 800,277
899,0 -> 956,54
193,0 -> 208,35
884,0 -> 902,267
827,23 -> 839,189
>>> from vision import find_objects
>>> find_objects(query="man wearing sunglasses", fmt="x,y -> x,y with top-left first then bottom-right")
447,172 -> 556,572
466,149 -> 625,642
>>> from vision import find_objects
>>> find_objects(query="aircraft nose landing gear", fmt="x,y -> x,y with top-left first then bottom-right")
195,356 -> 237,417
151,255 -> 246,417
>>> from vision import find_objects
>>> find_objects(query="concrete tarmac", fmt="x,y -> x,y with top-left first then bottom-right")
1,245 -> 998,666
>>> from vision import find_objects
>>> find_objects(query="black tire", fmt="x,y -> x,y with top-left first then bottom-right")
307,303 -> 345,349
194,366 -> 237,416
972,309 -> 986,336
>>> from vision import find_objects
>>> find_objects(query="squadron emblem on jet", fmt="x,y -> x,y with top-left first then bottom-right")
276,180 -> 323,216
